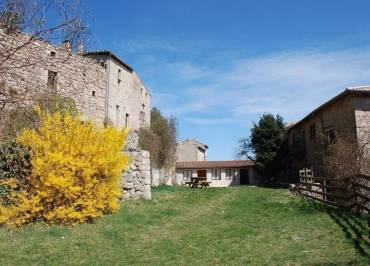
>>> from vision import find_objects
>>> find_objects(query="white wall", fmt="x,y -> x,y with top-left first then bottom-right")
175,167 -> 255,187
107,58 -> 151,129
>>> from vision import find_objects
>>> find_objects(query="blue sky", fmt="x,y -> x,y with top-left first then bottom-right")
86,0 -> 370,160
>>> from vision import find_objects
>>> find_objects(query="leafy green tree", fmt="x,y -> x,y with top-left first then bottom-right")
238,113 -> 285,179
138,107 -> 177,169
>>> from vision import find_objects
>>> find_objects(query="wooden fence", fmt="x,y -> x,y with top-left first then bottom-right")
298,168 -> 370,214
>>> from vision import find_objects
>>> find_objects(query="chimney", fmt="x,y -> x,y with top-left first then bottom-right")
77,43 -> 85,55
62,40 -> 71,53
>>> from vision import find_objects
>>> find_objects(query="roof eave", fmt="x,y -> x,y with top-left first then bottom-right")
288,88 -> 370,131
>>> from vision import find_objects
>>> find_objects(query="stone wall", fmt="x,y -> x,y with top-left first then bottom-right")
0,29 -> 107,124
122,132 -> 151,200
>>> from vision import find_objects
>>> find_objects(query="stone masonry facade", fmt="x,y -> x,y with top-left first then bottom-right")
0,29 -> 152,200
122,132 -> 151,200
0,28 -> 107,123
288,87 -> 370,179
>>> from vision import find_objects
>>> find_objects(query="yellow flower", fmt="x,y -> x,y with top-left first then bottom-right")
0,108 -> 130,225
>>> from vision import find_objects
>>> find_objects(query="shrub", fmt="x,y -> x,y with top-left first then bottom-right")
0,92 -> 78,141
0,108 -> 130,226
0,141 -> 31,206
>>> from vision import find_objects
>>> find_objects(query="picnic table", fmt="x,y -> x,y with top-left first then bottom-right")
184,177 -> 211,188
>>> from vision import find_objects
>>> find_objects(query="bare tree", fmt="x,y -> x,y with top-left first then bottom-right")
0,0 -> 88,109
325,130 -> 370,210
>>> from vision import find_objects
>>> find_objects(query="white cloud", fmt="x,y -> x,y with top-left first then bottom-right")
160,48 -> 370,123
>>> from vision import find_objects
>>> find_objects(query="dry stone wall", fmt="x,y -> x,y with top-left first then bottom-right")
122,132 -> 151,200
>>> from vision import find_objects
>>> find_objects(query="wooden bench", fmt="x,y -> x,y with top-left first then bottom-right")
201,181 -> 211,188
183,181 -> 192,187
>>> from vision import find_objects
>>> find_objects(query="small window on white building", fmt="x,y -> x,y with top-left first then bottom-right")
211,169 -> 221,180
183,170 -> 192,181
118,69 -> 121,84
115,105 -> 120,125
226,169 -> 235,180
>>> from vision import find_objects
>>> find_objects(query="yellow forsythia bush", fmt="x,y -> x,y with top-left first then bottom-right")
0,108 -> 130,225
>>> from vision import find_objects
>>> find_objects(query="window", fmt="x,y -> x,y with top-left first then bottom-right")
310,123 -> 316,140
226,169 -> 235,180
327,130 -> 336,144
118,69 -> 121,84
92,91 -> 96,97
139,111 -> 145,123
47,70 -> 57,91
183,170 -> 192,181
125,113 -> 129,127
115,105 -> 120,125
211,169 -> 221,180
50,51 -> 56,57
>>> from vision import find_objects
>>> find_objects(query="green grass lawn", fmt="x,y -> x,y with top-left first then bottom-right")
0,186 -> 369,265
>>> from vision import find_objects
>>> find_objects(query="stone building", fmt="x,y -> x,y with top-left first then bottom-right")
0,29 -> 107,123
0,29 -> 151,129
0,29 -> 152,199
176,139 -> 208,162
84,51 -> 151,129
287,86 -> 370,180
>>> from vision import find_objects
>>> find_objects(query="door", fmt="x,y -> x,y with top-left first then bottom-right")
239,169 -> 249,185
197,170 -> 207,178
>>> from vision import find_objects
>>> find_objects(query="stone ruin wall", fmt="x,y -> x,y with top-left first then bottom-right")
122,132 -> 151,200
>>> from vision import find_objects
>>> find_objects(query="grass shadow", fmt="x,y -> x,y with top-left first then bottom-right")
303,199 -> 370,258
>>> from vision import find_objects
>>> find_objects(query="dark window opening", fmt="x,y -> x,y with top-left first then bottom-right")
310,123 -> 316,140
116,105 -> 120,125
302,130 -> 306,151
125,113 -> 129,127
327,130 -> 336,144
92,91 -> 96,97
47,70 -> 57,91
50,51 -> 56,57
118,69 -> 121,84
139,111 -> 145,123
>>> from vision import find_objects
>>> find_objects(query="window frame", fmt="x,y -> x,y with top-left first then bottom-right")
225,169 -> 235,180
211,169 -> 221,180
183,170 -> 192,181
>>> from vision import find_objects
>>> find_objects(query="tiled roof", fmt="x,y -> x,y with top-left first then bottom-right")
176,160 -> 253,169
288,86 -> 370,131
